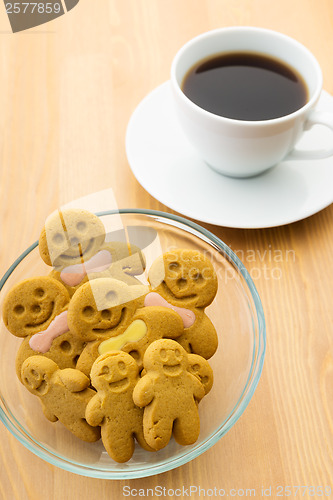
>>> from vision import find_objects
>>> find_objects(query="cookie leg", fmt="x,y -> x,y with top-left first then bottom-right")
102,427 -> 136,463
143,412 -> 173,451
172,408 -> 200,445
41,402 -> 58,422
134,428 -> 155,452
76,341 -> 101,377
69,417 -> 101,443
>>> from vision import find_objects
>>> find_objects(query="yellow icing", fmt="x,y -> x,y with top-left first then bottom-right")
98,319 -> 147,354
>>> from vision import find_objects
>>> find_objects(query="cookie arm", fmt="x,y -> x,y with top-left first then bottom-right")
76,341 -> 101,377
189,314 -> 218,359
58,368 -> 90,392
85,394 -> 104,427
190,373 -> 205,402
134,306 -> 184,339
41,402 -> 58,422
132,375 -> 154,408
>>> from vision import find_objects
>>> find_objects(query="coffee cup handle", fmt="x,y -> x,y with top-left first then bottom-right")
286,110 -> 333,160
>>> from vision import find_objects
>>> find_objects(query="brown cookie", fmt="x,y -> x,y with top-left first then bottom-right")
148,249 -> 217,308
67,278 -> 148,342
147,249 -> 218,359
21,356 -> 100,442
86,351 -> 153,462
133,339 -> 204,450
39,208 -> 106,269
2,276 -> 70,337
82,306 -> 184,374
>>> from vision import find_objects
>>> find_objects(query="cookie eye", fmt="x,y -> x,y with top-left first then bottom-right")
192,271 -> 204,284
52,233 -> 65,245
175,348 -> 181,360
70,237 -> 79,246
118,361 -> 126,373
176,278 -> 187,289
168,262 -> 180,272
105,290 -> 118,305
13,304 -> 25,315
191,363 -> 200,373
82,305 -> 95,318
101,309 -> 111,320
34,288 -> 45,298
100,365 -> 109,375
76,221 -> 87,232
160,349 -> 167,361
59,340 -> 71,352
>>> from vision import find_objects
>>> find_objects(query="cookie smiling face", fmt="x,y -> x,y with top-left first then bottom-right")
145,339 -> 188,378
160,346 -> 184,377
91,351 -> 138,394
148,249 -> 218,308
39,209 -> 106,269
67,278 -> 147,342
2,277 -> 70,337
21,356 -> 58,396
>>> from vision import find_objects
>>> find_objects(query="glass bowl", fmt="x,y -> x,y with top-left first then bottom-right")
0,209 -> 265,479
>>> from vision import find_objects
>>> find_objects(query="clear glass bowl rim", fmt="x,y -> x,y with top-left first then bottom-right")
0,208 -> 266,479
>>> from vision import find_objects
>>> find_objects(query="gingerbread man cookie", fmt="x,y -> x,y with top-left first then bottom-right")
39,208 -> 106,269
86,351 -> 152,462
133,339 -> 204,450
21,356 -> 100,442
147,249 -> 218,359
40,209 -> 146,291
2,276 -> 70,337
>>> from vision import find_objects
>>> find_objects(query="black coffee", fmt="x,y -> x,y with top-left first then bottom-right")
181,52 -> 308,121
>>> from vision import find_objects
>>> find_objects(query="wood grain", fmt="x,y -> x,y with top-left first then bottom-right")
0,0 -> 333,498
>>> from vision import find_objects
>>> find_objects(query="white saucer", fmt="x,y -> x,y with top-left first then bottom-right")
126,82 -> 333,228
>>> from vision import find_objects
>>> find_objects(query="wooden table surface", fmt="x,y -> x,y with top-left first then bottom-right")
0,1 -> 333,498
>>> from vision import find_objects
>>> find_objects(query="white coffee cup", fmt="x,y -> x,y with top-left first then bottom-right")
170,27 -> 333,178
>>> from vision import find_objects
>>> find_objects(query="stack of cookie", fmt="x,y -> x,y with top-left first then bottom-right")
2,209 -> 218,463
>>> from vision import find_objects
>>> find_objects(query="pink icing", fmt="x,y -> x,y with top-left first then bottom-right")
144,292 -> 195,328
60,250 -> 112,286
29,311 -> 69,353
